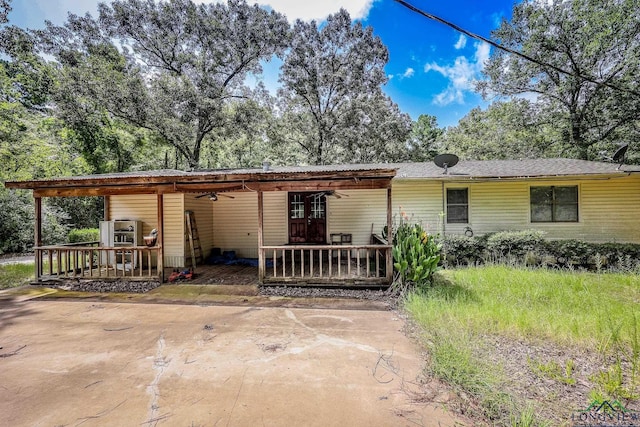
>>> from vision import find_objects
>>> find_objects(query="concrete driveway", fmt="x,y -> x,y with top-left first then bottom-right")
0,299 -> 463,426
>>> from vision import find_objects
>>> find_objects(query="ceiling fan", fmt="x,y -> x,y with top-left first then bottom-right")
306,190 -> 349,199
195,192 -> 235,201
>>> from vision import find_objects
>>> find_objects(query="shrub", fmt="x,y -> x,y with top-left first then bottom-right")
486,230 -> 545,259
441,230 -> 640,272
545,239 -> 593,265
68,228 -> 100,244
392,222 -> 441,291
441,234 -> 486,266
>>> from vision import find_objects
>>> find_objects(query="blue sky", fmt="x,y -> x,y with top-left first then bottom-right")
7,0 -> 515,128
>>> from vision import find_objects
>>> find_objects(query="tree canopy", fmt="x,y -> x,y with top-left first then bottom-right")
278,9 -> 411,165
441,99 -> 562,160
478,0 -> 640,160
40,0 -> 290,170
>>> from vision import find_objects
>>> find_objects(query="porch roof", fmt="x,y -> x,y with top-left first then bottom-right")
4,164 -> 397,197
5,158 -> 638,195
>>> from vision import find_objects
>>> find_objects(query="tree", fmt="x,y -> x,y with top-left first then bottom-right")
478,0 -> 640,160
441,99 -> 560,160
0,0 -> 10,25
203,92 -> 278,168
339,93 -> 412,163
40,0 -> 290,170
406,114 -> 443,162
278,8 -> 410,165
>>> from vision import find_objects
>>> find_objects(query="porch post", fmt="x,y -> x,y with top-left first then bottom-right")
103,196 -> 110,221
34,196 -> 42,280
157,193 -> 164,282
386,186 -> 393,284
257,190 -> 265,283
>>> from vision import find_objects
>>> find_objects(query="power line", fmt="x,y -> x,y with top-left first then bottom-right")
394,0 -> 640,97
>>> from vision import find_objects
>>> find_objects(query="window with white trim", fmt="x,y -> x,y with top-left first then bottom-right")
446,188 -> 468,224
530,186 -> 578,222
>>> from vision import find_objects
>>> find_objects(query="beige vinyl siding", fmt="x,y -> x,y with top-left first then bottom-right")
393,175 -> 640,243
108,195 -> 157,236
392,181 -> 445,234
212,192 -> 258,258
184,195 -> 214,260
328,189 -> 388,244
543,176 -> 640,243
163,193 -> 184,267
263,192 -> 288,245
462,182 -> 529,236
108,194 -> 162,267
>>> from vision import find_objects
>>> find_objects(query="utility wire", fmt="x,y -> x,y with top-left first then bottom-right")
394,0 -> 640,97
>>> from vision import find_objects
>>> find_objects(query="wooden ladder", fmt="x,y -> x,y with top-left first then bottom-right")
185,210 -> 203,270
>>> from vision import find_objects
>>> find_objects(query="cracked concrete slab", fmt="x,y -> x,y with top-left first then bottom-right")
0,300 -> 465,426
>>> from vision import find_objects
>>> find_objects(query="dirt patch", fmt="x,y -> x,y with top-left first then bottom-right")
415,331 -> 640,425
476,335 -> 639,424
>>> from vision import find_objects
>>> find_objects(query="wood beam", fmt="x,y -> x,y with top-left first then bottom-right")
34,196 -> 42,279
386,187 -> 393,284
171,183 -> 246,194
6,169 -> 397,190
33,177 -> 391,197
103,196 -> 110,221
258,191 -> 265,283
254,178 -> 392,192
157,194 -> 164,283
34,186 -> 164,198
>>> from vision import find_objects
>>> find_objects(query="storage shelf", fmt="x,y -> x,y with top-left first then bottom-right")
100,220 -> 143,269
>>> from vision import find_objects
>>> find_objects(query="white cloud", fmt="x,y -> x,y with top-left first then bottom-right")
194,0 -> 376,22
454,34 -> 467,50
402,67 -> 415,79
24,0 -> 375,27
423,41 -> 491,106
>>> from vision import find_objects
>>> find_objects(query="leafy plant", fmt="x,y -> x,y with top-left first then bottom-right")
392,217 -> 441,291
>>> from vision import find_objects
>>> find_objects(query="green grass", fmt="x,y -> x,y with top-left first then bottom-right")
404,266 -> 640,425
0,262 -> 35,289
407,266 -> 640,349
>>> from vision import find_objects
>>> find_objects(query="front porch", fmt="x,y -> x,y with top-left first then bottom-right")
33,242 -> 392,288
260,244 -> 391,286
8,165 -> 397,288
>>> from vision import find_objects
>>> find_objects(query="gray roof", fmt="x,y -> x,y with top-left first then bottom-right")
5,158 -> 639,188
391,158 -> 640,179
55,158 -> 640,181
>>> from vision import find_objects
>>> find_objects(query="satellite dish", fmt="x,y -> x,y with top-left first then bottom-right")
434,153 -> 459,174
612,144 -> 628,169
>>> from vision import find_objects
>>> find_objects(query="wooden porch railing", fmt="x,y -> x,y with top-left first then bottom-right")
259,244 -> 392,286
34,243 -> 160,281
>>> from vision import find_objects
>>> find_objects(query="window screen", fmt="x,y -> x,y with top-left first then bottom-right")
530,186 -> 578,222
447,188 -> 468,224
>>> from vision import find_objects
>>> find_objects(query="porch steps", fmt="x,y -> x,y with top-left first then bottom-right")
185,210 -> 203,270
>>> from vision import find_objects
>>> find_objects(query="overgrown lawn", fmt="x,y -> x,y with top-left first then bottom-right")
405,266 -> 640,425
0,262 -> 34,290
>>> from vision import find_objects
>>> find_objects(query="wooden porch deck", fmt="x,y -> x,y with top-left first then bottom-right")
172,264 -> 259,286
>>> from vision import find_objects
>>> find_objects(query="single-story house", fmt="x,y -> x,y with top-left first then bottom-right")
5,158 -> 640,286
